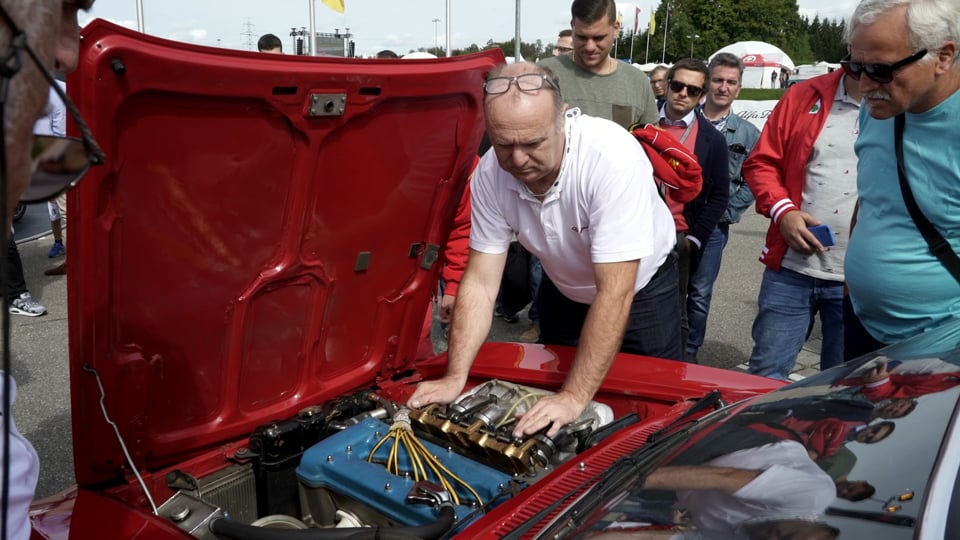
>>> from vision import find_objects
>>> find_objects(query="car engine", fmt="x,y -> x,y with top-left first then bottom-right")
156,380 -> 614,538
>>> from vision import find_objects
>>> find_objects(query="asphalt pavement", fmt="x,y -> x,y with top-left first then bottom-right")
6,209 -> 824,500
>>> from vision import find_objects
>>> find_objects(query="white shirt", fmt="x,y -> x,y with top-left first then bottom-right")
675,440 -> 836,539
471,108 -> 675,304
0,375 -> 40,540
33,82 -> 67,137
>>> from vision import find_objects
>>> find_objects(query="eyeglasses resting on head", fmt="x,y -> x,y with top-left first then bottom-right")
483,73 -> 559,96
840,49 -> 928,84
668,80 -> 706,98
0,3 -> 106,204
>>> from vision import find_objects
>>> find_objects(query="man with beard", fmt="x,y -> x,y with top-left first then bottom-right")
539,0 -> 658,129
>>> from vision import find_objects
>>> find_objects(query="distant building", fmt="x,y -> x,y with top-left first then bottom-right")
290,27 -> 355,57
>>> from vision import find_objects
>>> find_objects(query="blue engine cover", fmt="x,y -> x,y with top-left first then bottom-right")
297,417 -> 516,526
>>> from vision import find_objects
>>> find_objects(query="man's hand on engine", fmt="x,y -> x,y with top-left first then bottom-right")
407,375 -> 467,409
512,391 -> 586,439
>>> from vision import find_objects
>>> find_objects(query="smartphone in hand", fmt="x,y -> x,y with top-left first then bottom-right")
808,224 -> 835,247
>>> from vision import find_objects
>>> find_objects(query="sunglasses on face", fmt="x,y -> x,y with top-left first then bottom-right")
668,80 -> 706,98
840,49 -> 928,84
0,5 -> 106,204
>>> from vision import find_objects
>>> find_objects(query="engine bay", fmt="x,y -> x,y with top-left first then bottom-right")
155,380 -> 618,538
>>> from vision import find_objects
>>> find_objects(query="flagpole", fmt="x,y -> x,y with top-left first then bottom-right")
445,0 -> 451,57
629,8 -> 638,62
136,0 -> 144,32
661,4 -> 670,63
514,0 -> 523,61
309,0 -> 317,55
645,29 -> 650,64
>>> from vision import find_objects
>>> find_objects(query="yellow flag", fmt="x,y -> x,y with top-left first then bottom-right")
650,11 -> 656,34
322,0 -> 345,13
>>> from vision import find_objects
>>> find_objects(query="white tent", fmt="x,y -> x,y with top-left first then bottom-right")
710,41 -> 796,89
633,62 -> 671,73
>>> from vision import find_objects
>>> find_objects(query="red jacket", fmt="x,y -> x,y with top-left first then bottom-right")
440,158 -> 478,297
742,70 -> 844,270
748,416 -> 855,460
441,182 -> 471,296
847,373 -> 960,401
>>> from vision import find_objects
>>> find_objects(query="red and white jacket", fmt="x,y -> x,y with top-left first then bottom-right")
439,163 -> 475,297
742,70 -> 844,270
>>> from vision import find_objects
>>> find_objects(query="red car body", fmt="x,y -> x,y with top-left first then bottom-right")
30,20 -> 782,539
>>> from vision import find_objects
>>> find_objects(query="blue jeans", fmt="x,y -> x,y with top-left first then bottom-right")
686,224 -> 729,360
536,254 -> 683,361
528,256 -> 543,323
748,267 -> 845,379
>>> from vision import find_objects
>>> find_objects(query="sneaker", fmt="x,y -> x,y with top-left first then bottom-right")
48,240 -> 65,258
519,324 -> 540,343
44,262 -> 67,276
9,292 -> 47,317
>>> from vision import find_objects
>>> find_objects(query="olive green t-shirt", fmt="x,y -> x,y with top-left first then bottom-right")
539,54 -> 660,129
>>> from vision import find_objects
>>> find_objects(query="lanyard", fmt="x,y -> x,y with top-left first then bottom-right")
678,118 -> 695,145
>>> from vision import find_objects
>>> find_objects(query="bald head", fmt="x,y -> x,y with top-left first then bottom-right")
485,62 -> 564,115
483,62 -> 567,192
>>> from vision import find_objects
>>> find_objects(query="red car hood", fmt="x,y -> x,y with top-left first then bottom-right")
67,19 -> 502,487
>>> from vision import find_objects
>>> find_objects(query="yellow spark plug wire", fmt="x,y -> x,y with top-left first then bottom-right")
494,390 -> 548,429
368,408 -> 484,507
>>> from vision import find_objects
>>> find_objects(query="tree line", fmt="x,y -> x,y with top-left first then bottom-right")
417,0 -> 848,65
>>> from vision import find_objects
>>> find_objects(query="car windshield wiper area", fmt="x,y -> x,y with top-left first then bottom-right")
647,389 -> 726,444
516,424 -> 695,540
500,454 -> 645,540
518,392 -> 727,539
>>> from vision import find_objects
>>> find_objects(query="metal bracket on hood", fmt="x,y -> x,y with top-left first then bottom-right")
307,93 -> 346,117
420,243 -> 440,270
354,251 -> 372,272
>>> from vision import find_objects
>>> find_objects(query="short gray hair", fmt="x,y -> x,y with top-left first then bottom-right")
846,0 -> 960,65
707,52 -> 745,78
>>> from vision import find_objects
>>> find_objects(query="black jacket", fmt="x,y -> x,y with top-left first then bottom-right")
684,112 -> 730,250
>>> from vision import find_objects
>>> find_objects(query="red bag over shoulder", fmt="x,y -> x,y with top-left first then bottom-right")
630,123 -> 703,204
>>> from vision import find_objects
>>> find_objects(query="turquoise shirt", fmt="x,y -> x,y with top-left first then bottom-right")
846,89 -> 960,343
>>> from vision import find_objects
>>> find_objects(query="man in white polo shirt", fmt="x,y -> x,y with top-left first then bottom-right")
409,61 -> 678,438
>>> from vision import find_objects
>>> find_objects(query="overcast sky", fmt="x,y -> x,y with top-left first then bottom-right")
81,1 -> 860,58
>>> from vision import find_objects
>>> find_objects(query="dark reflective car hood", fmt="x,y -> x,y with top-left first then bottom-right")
67,19 -> 502,487
560,319 -> 960,539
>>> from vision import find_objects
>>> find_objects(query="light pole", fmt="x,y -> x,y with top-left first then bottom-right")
432,18 -> 440,53
687,34 -> 700,57
135,0 -> 144,32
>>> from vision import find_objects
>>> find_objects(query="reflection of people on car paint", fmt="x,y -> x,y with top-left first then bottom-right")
639,440 -> 869,539
838,356 -> 960,401
739,415 -> 895,460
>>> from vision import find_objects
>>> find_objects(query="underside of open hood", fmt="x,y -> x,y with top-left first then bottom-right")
67,19 -> 502,486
